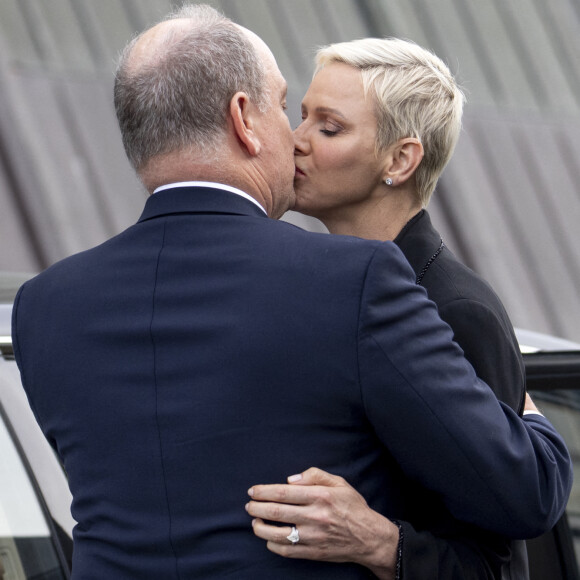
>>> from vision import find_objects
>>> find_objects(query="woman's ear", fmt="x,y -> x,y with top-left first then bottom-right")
383,138 -> 424,186
229,92 -> 261,156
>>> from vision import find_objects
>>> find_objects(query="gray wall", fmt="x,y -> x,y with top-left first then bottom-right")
1,0 -> 579,341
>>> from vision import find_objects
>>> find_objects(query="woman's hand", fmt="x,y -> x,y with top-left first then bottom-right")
246,467 -> 399,580
524,392 -> 542,414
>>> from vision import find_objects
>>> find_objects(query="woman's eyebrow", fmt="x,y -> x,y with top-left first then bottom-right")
313,106 -> 347,120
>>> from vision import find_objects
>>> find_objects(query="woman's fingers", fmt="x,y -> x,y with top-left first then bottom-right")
251,518 -> 298,544
248,482 -> 313,505
251,518 -> 315,560
289,467 -> 348,487
246,472 -> 399,574
251,518 -> 307,547
245,495 -> 305,524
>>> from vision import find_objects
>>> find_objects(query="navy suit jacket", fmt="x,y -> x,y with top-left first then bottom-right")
12,187 -> 571,579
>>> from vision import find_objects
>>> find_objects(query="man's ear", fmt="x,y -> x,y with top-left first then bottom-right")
229,92 -> 261,156
383,138 -> 424,186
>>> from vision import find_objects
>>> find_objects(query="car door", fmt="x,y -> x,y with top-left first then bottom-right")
1,298 -> 73,578
0,399 -> 71,578
523,341 -> 580,579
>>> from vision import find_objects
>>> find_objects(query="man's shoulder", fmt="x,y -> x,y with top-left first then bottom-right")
266,220 -> 410,268
288,221 -> 405,252
16,225 -> 138,306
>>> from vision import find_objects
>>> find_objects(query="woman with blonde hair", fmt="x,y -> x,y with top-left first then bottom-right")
248,37 -> 531,579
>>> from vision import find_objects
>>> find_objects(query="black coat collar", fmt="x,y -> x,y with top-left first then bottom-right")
394,210 -> 445,284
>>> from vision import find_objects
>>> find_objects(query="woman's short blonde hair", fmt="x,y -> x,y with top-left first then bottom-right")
315,38 -> 465,206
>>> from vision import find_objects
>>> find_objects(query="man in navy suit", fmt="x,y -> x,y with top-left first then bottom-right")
12,4 -> 571,579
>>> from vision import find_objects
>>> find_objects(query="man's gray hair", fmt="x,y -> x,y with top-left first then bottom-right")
316,38 -> 465,206
114,4 -> 269,171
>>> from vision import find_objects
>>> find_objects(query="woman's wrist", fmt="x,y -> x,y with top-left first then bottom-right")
356,513 -> 401,580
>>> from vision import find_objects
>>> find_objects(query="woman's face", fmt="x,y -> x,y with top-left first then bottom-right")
293,62 -> 387,221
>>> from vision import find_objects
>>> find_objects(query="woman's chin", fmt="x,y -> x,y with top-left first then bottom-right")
292,199 -> 317,217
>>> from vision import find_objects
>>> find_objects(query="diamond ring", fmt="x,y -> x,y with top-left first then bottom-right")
286,526 -> 300,545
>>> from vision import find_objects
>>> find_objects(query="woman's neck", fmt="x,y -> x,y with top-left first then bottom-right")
323,194 -> 423,242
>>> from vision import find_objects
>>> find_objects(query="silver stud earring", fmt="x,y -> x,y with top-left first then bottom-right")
385,178 -> 393,186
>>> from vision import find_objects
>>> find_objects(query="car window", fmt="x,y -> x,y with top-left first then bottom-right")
0,409 -> 67,579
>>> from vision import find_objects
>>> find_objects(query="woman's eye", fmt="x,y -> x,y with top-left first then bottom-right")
320,121 -> 342,136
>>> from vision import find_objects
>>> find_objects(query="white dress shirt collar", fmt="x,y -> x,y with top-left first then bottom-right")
153,181 -> 267,215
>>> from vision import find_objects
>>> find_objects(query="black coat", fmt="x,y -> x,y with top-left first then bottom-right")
395,210 -> 528,579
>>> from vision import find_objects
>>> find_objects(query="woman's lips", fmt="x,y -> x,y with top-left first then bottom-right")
295,165 -> 306,177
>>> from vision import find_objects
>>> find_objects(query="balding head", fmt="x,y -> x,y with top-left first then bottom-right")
114,4 -> 270,174
123,19 -> 188,73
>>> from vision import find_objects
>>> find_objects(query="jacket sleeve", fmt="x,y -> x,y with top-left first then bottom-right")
397,520 -> 512,580
438,298 -> 525,414
396,294 -> 529,576
357,244 -> 572,538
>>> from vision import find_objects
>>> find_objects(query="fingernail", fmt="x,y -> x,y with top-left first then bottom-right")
245,503 -> 249,511
248,487 -> 254,497
288,473 -> 302,483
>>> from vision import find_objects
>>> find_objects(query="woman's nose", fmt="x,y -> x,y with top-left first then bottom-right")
293,123 -> 308,155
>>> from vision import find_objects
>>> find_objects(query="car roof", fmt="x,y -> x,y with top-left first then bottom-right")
515,328 -> 580,354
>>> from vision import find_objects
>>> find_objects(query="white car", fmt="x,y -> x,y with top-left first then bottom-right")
0,273 -> 73,579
